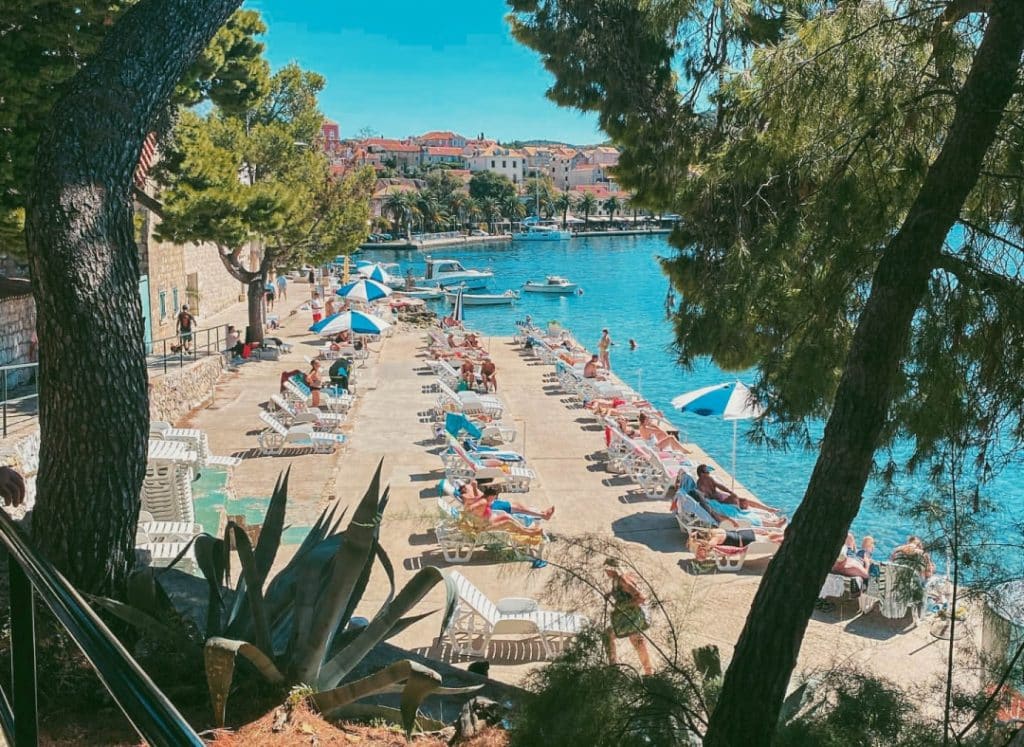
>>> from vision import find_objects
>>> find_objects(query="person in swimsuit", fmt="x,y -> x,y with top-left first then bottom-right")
480,358 -> 497,392
460,359 -> 476,388
603,558 -> 654,675
307,359 -> 324,407
597,328 -> 613,369
460,482 -> 553,536
695,463 -> 779,513
636,413 -> 692,456
583,354 -> 601,379
687,526 -> 784,559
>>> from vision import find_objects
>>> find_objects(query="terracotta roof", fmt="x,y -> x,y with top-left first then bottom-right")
418,130 -> 463,141
363,138 -> 420,153
425,146 -> 464,156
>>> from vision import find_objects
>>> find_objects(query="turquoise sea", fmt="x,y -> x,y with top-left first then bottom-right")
364,234 -> 1024,559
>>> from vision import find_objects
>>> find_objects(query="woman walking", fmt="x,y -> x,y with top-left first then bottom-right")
603,558 -> 653,675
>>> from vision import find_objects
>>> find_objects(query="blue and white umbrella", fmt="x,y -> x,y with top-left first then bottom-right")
671,381 -> 763,485
309,310 -> 392,336
355,259 -> 375,268
335,278 -> 392,302
357,263 -> 392,284
451,286 -> 465,324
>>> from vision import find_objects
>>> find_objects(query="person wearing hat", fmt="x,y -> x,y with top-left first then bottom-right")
603,558 -> 653,675
176,304 -> 196,353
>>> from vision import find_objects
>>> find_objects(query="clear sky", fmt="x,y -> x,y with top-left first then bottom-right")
245,0 -> 603,144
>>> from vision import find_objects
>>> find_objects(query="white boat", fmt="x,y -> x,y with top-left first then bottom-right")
445,289 -> 519,306
523,275 -> 579,294
419,258 -> 494,290
394,286 -> 445,300
512,220 -> 572,242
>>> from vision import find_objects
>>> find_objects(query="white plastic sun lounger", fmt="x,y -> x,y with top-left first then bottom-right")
436,381 -> 504,419
257,411 -> 347,455
434,497 -> 546,564
284,377 -> 354,414
442,439 -> 535,492
135,528 -> 198,574
445,570 -> 588,658
270,394 -> 346,431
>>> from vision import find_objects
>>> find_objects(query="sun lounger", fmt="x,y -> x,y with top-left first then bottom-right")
137,509 -> 200,543
135,528 -> 198,574
436,381 -> 504,418
150,422 -> 241,469
673,489 -> 782,571
436,410 -> 517,446
434,497 -> 546,564
442,438 -> 535,492
257,411 -> 347,455
444,570 -> 588,659
270,394 -> 346,431
284,376 -> 353,414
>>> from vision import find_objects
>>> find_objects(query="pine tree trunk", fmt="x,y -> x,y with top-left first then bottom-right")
705,3 -> 1024,743
23,0 -> 242,595
246,278 -> 267,344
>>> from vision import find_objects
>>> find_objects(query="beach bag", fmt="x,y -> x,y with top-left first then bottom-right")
457,380 -> 470,392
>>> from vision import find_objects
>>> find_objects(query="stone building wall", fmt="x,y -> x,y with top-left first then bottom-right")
182,241 -> 246,319
0,291 -> 37,387
149,355 -> 224,424
139,207 -> 187,343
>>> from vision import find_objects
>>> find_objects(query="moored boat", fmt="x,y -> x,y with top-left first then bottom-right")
419,258 -> 494,289
523,275 -> 579,294
512,220 -> 572,241
445,289 -> 519,306
394,286 -> 445,300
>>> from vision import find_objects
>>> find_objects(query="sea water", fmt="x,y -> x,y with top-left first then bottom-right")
364,235 -> 1023,557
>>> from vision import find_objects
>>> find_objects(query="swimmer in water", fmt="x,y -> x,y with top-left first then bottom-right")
628,339 -> 637,351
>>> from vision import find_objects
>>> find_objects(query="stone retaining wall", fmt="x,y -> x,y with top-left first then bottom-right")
149,355 -> 225,423
0,429 -> 40,517
0,294 -> 37,387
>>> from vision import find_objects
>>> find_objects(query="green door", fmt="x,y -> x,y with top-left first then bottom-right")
139,275 -> 153,353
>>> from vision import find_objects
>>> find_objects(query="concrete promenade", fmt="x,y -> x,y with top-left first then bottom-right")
144,286 -> 981,701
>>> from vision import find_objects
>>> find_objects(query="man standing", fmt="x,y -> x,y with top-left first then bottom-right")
311,293 -> 324,324
276,272 -> 288,301
176,304 -> 196,353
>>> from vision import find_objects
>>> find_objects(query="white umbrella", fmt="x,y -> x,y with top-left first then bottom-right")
309,310 -> 392,336
451,286 -> 465,324
671,381 -> 763,485
336,278 -> 392,302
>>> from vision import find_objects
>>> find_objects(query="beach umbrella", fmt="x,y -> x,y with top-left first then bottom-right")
355,259 -> 375,268
451,286 -> 465,324
671,381 -> 763,486
357,263 -> 392,284
309,309 -> 392,336
335,278 -> 392,302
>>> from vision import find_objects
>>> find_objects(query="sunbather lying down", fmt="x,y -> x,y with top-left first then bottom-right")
688,489 -> 787,529
687,526 -> 784,559
616,414 -> 692,456
696,464 -> 779,513
460,481 -> 553,537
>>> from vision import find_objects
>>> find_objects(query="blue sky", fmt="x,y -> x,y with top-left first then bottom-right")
245,0 -> 603,144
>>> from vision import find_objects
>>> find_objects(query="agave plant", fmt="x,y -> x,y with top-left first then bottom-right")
94,460 -> 476,734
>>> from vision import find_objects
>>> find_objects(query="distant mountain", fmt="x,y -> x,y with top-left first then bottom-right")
503,138 -> 618,149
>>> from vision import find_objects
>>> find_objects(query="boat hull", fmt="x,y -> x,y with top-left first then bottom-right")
395,287 -> 445,300
512,231 -> 571,241
445,293 -> 518,306
523,283 -> 578,294
424,275 -> 492,290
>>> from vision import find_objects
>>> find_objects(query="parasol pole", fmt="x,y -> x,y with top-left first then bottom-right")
342,254 -> 350,284
732,419 -> 737,489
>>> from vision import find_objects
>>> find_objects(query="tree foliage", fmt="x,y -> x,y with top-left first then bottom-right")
468,170 -> 517,203
0,3 -> 269,258
509,0 -> 1024,742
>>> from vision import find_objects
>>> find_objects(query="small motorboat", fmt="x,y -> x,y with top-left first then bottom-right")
523,275 -> 579,294
445,289 -> 519,306
394,286 -> 445,300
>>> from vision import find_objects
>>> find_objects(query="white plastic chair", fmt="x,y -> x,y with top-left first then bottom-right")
257,411 -> 347,455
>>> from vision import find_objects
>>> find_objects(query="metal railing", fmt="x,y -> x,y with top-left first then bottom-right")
0,509 -> 202,746
1,363 -> 38,439
148,324 -> 227,375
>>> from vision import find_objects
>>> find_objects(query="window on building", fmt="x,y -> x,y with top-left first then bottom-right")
158,291 -> 167,320
502,160 -> 506,168
172,288 -> 179,313
491,160 -> 495,168
512,161 -> 517,168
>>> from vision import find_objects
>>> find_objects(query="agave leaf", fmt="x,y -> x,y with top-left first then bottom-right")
125,566 -> 181,625
290,459 -> 386,683
226,523 -> 273,657
88,595 -> 189,643
382,610 -> 436,642
267,535 -> 345,651
317,568 -> 454,690
253,468 -> 290,582
310,660 -> 442,737
204,636 -> 285,727
193,534 -> 228,638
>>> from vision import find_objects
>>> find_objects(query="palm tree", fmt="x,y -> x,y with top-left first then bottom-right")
575,192 -> 598,230
501,195 -> 526,232
383,191 -> 419,240
417,195 -> 445,232
603,196 -> 621,225
477,197 -> 502,234
448,192 -> 473,231
553,192 -> 572,228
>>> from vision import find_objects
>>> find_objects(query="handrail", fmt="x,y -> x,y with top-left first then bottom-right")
0,509 -> 202,746
148,323 -> 227,375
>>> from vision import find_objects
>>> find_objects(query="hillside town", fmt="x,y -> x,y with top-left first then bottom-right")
320,122 -> 656,231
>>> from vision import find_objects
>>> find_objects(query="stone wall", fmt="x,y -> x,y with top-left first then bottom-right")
183,241 -> 247,318
139,207 -> 187,342
149,355 -> 225,424
0,429 -> 40,517
0,293 -> 37,386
